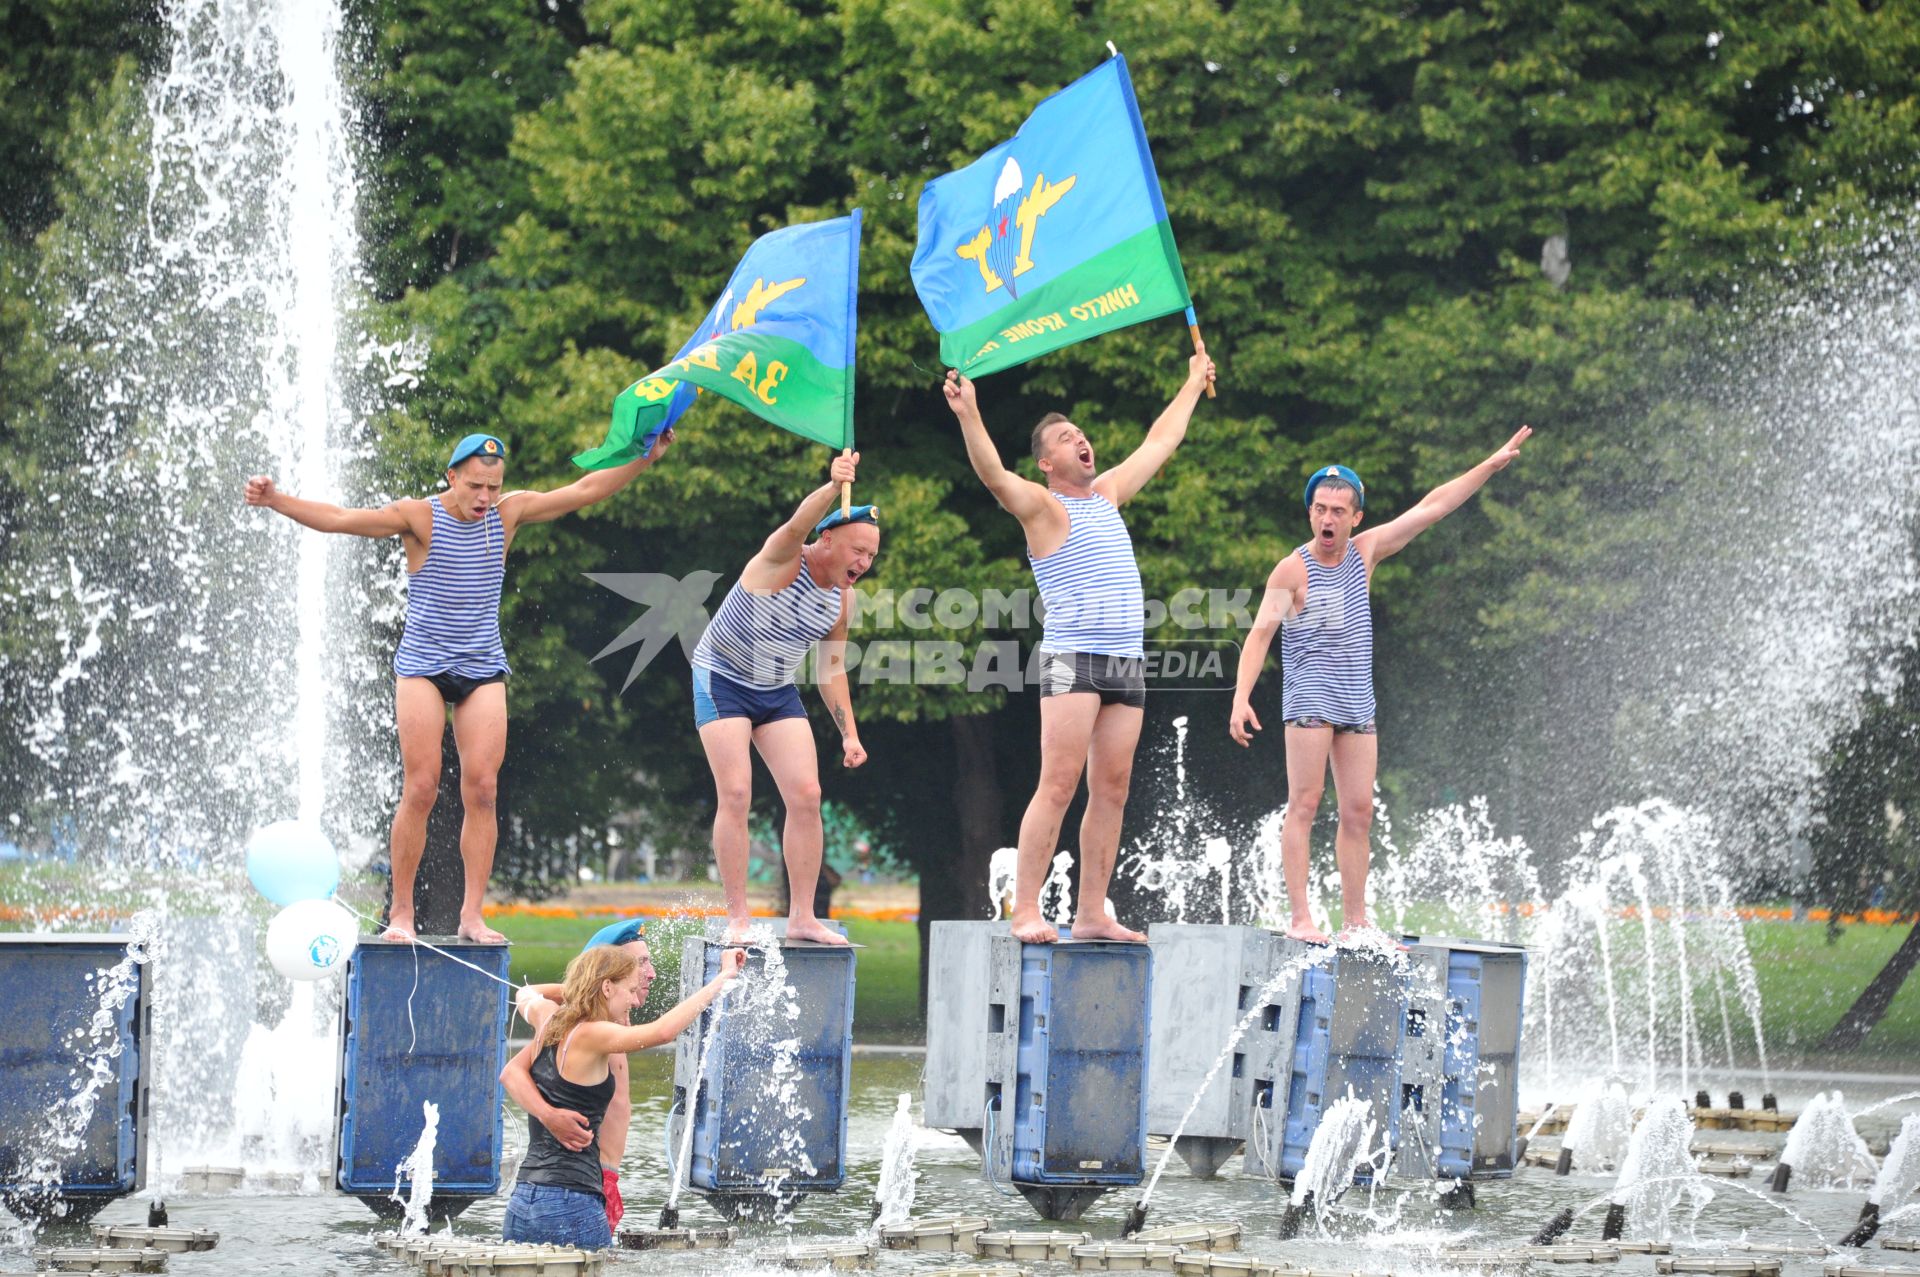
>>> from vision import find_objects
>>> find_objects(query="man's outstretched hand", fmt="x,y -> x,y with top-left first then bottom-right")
1486,425 -> 1532,471
243,476 -> 279,507
942,369 -> 979,420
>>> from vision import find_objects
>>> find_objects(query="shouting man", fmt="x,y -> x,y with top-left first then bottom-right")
1230,427 -> 1532,942
945,347 -> 1215,944
690,451 -> 875,945
243,429 -> 672,942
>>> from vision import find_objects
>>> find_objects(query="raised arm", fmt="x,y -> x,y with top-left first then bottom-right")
1093,345 -> 1215,507
738,453 -> 858,593
499,428 -> 674,531
817,599 -> 867,769
1357,426 -> 1532,567
1229,554 -> 1305,746
245,476 -> 423,539
574,949 -> 746,1055
942,371 -> 1061,538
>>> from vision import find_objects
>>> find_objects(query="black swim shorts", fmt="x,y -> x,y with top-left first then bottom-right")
1037,650 -> 1147,709
423,670 -> 506,705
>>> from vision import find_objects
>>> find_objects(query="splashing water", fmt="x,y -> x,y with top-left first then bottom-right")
1779,1093 -> 1877,1190
666,981 -> 733,1214
1563,1080 -> 1635,1174
0,0 -> 396,1184
1289,1095 -> 1389,1233
1868,1114 -> 1920,1209
1612,1096 -> 1713,1241
984,848 -> 1075,927
870,1093 -> 920,1231
390,1101 -> 438,1236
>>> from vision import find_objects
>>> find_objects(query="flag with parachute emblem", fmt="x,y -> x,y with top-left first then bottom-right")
574,211 -> 862,470
910,55 -> 1193,378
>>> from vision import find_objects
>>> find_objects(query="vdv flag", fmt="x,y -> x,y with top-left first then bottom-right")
910,55 -> 1193,377
575,211 -> 862,470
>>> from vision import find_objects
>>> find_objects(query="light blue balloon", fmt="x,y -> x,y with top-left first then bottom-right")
246,820 -> 340,905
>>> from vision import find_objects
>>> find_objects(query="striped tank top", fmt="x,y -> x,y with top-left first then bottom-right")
1029,491 -> 1145,659
393,499 -> 510,679
1279,542 -> 1374,724
692,550 -> 843,689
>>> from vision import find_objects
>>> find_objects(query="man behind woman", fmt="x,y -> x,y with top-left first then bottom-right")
501,940 -> 745,1248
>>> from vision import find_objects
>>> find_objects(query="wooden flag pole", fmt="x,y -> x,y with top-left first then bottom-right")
1189,321 -> 1216,399
840,446 -> 853,515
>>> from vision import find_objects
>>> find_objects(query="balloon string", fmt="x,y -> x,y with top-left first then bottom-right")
334,900 -> 526,995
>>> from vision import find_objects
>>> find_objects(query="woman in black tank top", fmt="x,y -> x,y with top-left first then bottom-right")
501,944 -> 745,1248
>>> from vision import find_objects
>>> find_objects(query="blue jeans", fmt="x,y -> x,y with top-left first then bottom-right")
502,1181 -> 611,1250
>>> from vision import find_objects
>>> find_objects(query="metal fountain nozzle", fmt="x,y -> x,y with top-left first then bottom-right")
657,1204 -> 680,1230
1120,1200 -> 1148,1239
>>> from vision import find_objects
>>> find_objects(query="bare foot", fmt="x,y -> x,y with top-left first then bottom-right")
784,918 -> 850,946
1283,920 -> 1332,945
1070,917 -> 1147,943
456,918 -> 507,944
380,916 -> 416,943
1010,909 -> 1059,944
721,917 -> 758,945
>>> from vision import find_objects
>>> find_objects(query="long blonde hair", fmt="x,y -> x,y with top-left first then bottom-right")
540,946 -> 639,1049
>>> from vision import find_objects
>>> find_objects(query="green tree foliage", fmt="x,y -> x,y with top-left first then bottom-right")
352,0 -> 1920,932
7,2 -> 1919,1009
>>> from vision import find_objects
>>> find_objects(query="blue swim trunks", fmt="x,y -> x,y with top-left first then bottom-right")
692,666 -> 807,730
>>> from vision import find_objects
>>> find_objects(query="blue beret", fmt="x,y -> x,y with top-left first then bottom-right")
448,434 -> 507,468
1304,464 -> 1365,510
583,917 -> 646,951
814,504 -> 879,536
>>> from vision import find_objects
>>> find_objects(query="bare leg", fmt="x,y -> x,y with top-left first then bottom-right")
386,678 -> 447,940
697,717 -> 756,942
1327,730 -> 1379,934
1280,723 -> 1334,944
754,716 -> 847,946
1071,702 -> 1146,941
452,681 -> 508,943
1012,693 -> 1100,944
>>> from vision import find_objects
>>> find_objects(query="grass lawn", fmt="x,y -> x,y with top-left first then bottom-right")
493,913 -> 923,1043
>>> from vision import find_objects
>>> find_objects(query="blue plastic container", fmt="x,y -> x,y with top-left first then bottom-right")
1433,942 -> 1527,1179
684,941 -> 856,1195
1009,938 -> 1151,1186
0,935 -> 151,1218
1278,950 -> 1404,1181
335,940 -> 511,1204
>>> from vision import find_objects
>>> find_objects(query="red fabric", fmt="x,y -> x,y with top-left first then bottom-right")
601,1167 -> 624,1232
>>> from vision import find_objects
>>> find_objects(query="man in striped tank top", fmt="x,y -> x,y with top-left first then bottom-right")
691,451 -> 874,946
1229,428 -> 1531,944
243,428 -> 674,943
944,350 -> 1215,945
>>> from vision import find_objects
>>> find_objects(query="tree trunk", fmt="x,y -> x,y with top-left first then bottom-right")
916,713 -> 1006,1016
1816,920 -> 1920,1052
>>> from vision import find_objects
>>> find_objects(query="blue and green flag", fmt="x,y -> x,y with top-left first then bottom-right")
575,211 -> 862,470
910,55 -> 1193,377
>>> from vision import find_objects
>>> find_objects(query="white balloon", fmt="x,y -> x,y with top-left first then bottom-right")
266,898 -> 358,982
